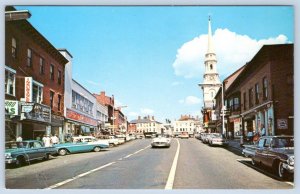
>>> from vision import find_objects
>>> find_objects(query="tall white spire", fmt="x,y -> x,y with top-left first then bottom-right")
207,16 -> 215,54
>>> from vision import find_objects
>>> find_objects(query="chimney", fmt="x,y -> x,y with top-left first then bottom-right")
100,91 -> 105,97
138,116 -> 141,120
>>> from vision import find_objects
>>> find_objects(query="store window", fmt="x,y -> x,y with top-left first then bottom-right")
12,37 -> 17,58
50,64 -> 54,80
27,48 -> 32,67
263,77 -> 268,100
32,82 -> 43,103
5,67 -> 16,96
39,57 -> 45,74
50,91 -> 54,109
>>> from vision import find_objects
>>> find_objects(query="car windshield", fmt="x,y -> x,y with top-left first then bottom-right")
273,137 -> 294,148
5,142 -> 28,149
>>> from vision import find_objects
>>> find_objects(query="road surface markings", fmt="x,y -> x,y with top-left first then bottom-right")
165,138 -> 180,190
46,162 -> 116,189
46,145 -> 150,189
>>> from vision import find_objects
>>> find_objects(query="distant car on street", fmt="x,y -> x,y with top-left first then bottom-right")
5,140 -> 57,167
178,132 -> 189,139
251,135 -> 294,179
53,137 -> 109,156
209,133 -> 228,147
151,134 -> 171,148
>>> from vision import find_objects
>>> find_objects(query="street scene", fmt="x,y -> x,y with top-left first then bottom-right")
4,5 -> 294,190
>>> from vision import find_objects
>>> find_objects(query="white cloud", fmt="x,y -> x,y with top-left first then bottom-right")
140,108 -> 154,115
179,96 -> 202,105
171,81 -> 182,86
172,29 -> 289,78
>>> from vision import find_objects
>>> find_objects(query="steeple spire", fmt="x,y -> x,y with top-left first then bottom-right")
207,16 -> 215,54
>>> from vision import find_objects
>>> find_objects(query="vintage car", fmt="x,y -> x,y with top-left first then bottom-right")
151,134 -> 171,148
208,133 -> 228,147
251,135 -> 294,179
5,140 -> 57,167
178,132 -> 189,139
53,137 -> 109,156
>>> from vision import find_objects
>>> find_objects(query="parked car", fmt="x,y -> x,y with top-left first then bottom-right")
151,134 -> 171,148
200,133 -> 207,142
107,136 -> 119,147
178,132 -> 189,139
209,133 -> 228,147
53,137 -> 109,156
206,133 -> 218,144
5,140 -> 57,167
115,134 -> 126,144
251,135 -> 294,179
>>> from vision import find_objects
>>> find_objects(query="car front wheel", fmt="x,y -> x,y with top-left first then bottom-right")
93,146 -> 101,152
15,156 -> 25,168
58,149 -> 68,156
275,161 -> 286,179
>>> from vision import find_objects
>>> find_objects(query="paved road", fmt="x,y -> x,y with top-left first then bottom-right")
5,138 -> 293,189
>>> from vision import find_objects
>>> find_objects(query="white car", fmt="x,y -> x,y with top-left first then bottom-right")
151,134 -> 171,148
115,135 -> 126,144
108,136 -> 119,147
72,136 -> 109,148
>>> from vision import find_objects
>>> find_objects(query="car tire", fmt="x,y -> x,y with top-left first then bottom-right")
43,153 -> 50,160
93,146 -> 101,152
274,160 -> 286,179
58,149 -> 68,156
15,156 -> 25,168
251,158 -> 256,166
109,143 -> 114,148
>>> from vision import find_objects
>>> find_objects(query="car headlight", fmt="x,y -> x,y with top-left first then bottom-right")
288,156 -> 294,166
5,153 -> 12,159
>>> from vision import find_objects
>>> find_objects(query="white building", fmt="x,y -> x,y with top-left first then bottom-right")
59,49 -> 103,140
173,115 -> 198,137
130,116 -> 164,136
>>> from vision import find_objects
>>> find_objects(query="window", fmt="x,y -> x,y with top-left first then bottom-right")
50,64 -> 54,80
263,77 -> 268,100
71,90 -> 94,115
50,91 -> 54,109
39,57 -> 45,74
12,37 -> 17,58
57,94 -> 62,111
233,97 -> 240,111
243,92 -> 246,110
255,83 -> 259,104
210,64 -> 213,70
5,68 -> 16,96
249,88 -> 253,108
32,83 -> 43,103
27,49 -> 32,67
58,70 -> 62,85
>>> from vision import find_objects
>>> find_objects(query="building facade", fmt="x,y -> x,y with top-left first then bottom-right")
173,115 -> 197,137
5,7 -> 68,141
130,116 -> 164,137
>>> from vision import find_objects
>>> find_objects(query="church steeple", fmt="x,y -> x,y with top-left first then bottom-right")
207,16 -> 215,54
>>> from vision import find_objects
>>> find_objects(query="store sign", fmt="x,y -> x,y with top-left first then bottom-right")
277,119 -> 288,129
24,77 -> 33,102
5,100 -> 19,115
66,108 -> 97,126
22,102 -> 51,123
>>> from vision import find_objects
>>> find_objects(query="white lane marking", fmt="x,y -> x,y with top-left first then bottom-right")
165,138 -> 180,190
46,144 -> 151,189
46,162 -> 115,189
124,154 -> 133,158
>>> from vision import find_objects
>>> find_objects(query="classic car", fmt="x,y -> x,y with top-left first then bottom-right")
251,135 -> 294,179
242,144 -> 257,158
151,134 -> 171,148
5,140 -> 57,167
53,137 -> 109,156
107,136 -> 119,147
178,132 -> 189,139
208,133 -> 228,147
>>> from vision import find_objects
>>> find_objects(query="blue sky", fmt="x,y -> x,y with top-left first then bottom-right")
16,6 -> 294,122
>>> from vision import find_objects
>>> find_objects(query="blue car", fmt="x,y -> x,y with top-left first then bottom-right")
53,137 -> 109,156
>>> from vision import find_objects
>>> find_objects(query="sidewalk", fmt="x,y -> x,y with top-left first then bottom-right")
227,137 -> 243,152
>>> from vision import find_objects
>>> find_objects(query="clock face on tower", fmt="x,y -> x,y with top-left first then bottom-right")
209,75 -> 215,81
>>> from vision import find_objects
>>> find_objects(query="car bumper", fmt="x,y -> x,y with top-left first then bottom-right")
151,142 -> 170,147
283,163 -> 294,173
5,158 -> 17,164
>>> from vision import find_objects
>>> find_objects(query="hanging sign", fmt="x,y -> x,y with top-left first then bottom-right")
24,77 -> 33,102
5,100 -> 19,115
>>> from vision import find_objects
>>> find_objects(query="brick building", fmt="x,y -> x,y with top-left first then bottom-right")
224,44 -> 294,137
5,7 -> 68,141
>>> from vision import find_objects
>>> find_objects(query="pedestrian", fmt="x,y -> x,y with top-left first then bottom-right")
51,134 -> 59,145
261,124 -> 266,136
43,134 -> 51,147
16,135 -> 23,142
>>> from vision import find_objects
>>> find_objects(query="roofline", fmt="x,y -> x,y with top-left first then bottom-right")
72,79 -> 96,99
57,48 -> 73,58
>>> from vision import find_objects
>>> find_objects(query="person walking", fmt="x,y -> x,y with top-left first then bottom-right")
43,135 -> 51,147
261,124 -> 266,136
51,134 -> 59,145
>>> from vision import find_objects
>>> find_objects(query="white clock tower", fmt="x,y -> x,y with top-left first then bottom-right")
199,16 -> 221,109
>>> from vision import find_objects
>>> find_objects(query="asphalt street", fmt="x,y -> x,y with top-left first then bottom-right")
5,138 -> 293,189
